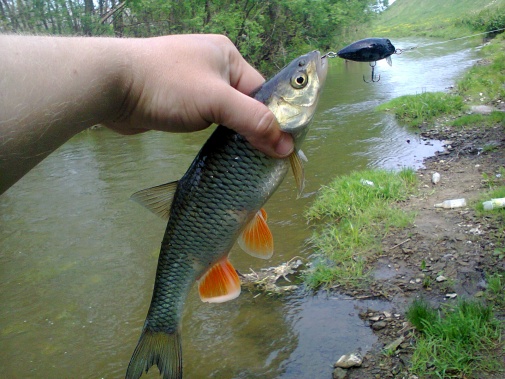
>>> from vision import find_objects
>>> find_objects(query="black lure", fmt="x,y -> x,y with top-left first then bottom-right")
337,38 -> 396,63
336,38 -> 396,83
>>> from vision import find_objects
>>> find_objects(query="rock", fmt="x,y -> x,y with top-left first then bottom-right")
445,293 -> 458,299
372,321 -> 387,331
384,336 -> 405,352
334,353 -> 363,368
470,105 -> 495,115
432,172 -> 440,184
436,275 -> 447,282
333,367 -> 348,379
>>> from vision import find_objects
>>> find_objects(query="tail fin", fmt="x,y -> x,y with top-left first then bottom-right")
125,327 -> 182,379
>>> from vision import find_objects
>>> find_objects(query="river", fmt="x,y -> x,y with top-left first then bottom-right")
0,37 -> 480,378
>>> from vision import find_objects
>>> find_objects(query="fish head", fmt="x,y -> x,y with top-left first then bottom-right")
257,51 -> 328,145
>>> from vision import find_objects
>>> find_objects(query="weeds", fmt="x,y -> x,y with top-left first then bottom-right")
304,168 -> 417,289
376,92 -> 465,127
451,111 -> 505,129
406,298 -> 504,378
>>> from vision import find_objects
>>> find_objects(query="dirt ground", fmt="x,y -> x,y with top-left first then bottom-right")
336,109 -> 505,379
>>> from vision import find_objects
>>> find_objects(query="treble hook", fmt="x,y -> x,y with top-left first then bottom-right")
363,61 -> 380,83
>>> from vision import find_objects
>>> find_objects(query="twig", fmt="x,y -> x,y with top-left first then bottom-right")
389,238 -> 411,251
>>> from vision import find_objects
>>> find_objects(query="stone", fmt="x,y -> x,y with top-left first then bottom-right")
470,105 -> 495,115
384,336 -> 405,352
436,275 -> 447,282
334,353 -> 363,368
333,367 -> 348,379
372,321 -> 387,331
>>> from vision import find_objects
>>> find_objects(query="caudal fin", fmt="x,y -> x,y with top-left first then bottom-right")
125,328 -> 182,379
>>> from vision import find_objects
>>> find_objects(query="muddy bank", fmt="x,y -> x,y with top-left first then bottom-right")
333,111 -> 505,379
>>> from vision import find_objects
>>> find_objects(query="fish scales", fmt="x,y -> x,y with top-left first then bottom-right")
147,127 -> 288,328
126,50 -> 327,379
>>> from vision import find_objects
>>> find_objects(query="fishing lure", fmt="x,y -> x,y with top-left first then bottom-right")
325,38 -> 398,83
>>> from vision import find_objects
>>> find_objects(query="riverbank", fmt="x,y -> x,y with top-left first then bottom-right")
339,111 -> 505,379
326,38 -> 505,379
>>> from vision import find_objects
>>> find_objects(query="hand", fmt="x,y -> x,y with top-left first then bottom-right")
107,34 -> 294,158
0,34 -> 293,195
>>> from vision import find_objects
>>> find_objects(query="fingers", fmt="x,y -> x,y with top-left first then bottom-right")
210,84 -> 294,159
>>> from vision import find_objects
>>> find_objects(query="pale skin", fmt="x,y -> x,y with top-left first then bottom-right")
0,34 -> 294,195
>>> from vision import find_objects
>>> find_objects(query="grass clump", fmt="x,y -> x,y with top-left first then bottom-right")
456,34 -> 505,103
304,168 -> 417,289
451,111 -> 505,129
406,298 -> 503,378
376,92 -> 465,127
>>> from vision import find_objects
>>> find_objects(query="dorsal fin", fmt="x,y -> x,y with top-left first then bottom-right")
198,257 -> 241,303
130,181 -> 179,220
238,208 -> 273,259
289,151 -> 305,198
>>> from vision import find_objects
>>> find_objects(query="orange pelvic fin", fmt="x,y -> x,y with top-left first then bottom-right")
238,208 -> 274,259
198,257 -> 241,303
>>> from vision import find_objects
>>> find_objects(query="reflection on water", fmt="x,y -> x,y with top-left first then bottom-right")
0,38 -> 479,378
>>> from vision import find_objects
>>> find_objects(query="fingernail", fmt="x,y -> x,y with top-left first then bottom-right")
275,133 -> 294,157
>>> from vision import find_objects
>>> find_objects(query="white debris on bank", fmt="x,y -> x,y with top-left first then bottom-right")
239,257 -> 306,295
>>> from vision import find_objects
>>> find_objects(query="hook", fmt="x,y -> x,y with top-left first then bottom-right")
363,61 -> 380,83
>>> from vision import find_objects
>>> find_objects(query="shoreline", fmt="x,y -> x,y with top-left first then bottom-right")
341,104 -> 505,379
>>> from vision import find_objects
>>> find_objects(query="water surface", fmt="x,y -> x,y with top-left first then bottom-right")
0,37 -> 480,378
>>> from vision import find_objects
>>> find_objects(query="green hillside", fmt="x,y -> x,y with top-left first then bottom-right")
373,0 -> 505,37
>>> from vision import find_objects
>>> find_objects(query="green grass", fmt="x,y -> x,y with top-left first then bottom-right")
451,111 -> 505,129
406,298 -> 504,378
371,0 -> 505,38
376,92 -> 465,127
456,34 -> 505,103
486,273 -> 505,307
304,168 -> 417,289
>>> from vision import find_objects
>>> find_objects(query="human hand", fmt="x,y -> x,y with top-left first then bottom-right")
107,34 -> 294,158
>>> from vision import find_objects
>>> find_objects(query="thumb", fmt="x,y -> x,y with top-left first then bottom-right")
211,85 -> 294,158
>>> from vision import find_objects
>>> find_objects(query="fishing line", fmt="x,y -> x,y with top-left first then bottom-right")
396,27 -> 505,53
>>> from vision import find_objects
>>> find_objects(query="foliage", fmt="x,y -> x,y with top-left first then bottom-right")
456,5 -> 505,33
0,0 -> 376,75
376,92 -> 465,127
406,299 -> 503,378
371,0 -> 505,38
456,34 -> 505,104
304,168 -> 417,289
451,112 -> 505,129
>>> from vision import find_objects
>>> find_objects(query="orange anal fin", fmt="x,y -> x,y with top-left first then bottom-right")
198,257 -> 241,303
238,208 -> 274,259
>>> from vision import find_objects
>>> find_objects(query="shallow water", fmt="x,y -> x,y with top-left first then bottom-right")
0,37 -> 480,378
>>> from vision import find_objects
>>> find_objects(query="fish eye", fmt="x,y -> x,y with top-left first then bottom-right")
291,73 -> 308,89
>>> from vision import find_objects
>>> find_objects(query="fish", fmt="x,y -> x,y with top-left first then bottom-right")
125,50 -> 328,379
337,37 -> 396,66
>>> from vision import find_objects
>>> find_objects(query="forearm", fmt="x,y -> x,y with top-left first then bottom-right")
0,35 -> 129,194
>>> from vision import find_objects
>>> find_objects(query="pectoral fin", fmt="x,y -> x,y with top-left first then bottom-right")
289,151 -> 305,198
386,56 -> 393,66
130,181 -> 178,220
198,257 -> 241,303
238,208 -> 273,259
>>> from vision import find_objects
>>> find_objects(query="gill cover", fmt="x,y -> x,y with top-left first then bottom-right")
255,51 -> 326,136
